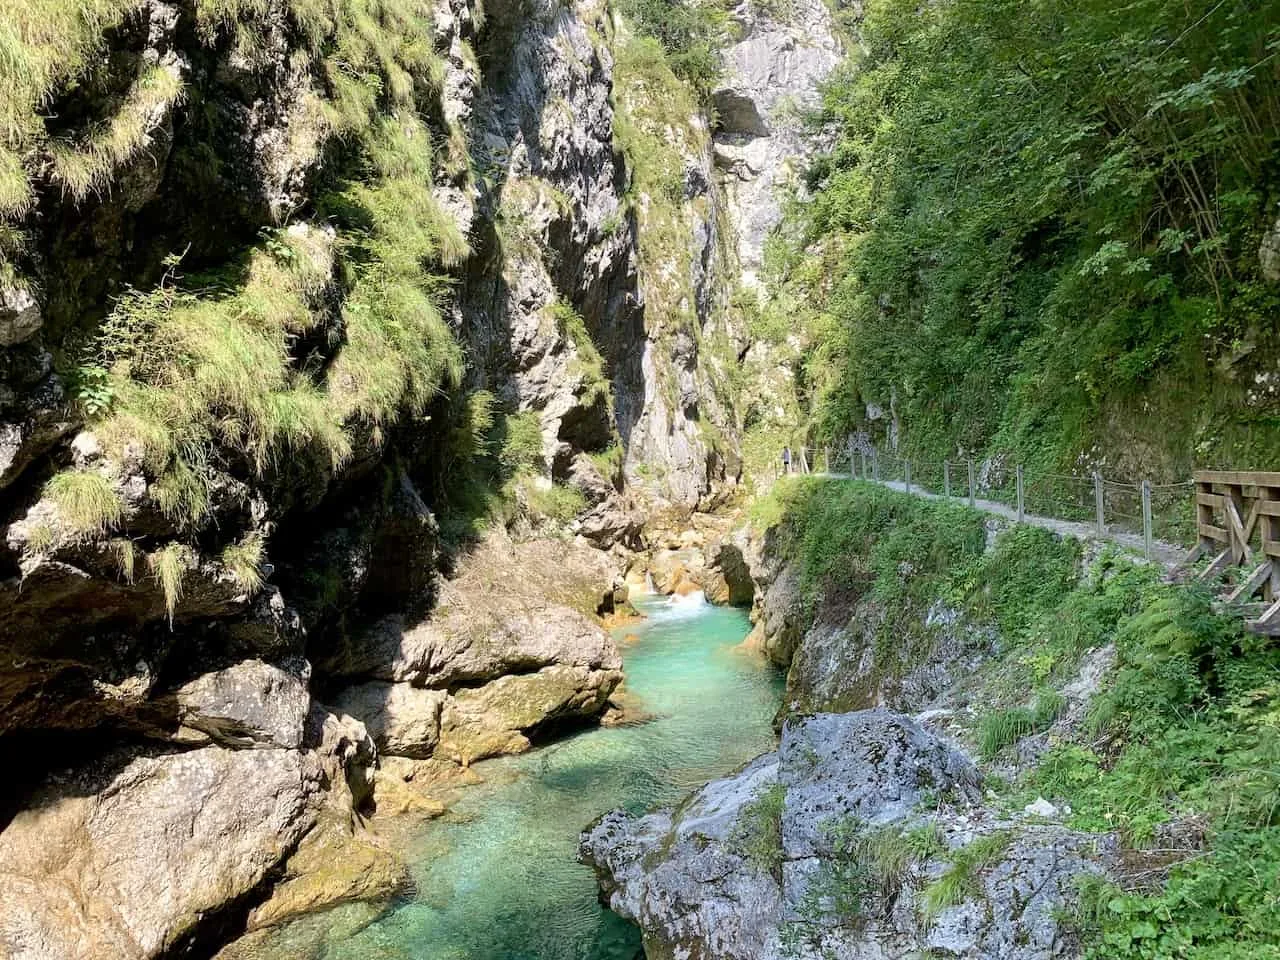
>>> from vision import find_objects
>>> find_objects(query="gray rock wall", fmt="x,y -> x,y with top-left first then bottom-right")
582,710 -> 1116,960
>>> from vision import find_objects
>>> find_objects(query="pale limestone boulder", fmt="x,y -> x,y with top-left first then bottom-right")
331,681 -> 448,759
166,657 -> 311,749
0,747 -> 322,960
438,662 -> 621,764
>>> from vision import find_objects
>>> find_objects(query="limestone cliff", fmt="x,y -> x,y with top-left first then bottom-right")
0,0 -> 843,953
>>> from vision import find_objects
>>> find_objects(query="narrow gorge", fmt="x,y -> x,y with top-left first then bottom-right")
1,0 -> 839,955
4,0 -> 1280,958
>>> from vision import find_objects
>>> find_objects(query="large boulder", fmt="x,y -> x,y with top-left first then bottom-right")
330,682 -> 448,759
438,661 -> 622,764
582,710 -> 1115,960
161,657 -> 312,749
0,746 -> 324,960
582,754 -> 784,960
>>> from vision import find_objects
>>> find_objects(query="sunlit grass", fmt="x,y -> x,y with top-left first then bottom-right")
44,470 -> 124,539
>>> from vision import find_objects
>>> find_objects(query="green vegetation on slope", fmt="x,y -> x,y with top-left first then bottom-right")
758,479 -> 1280,957
614,0 -> 730,101
37,0 -> 468,542
767,0 -> 1280,478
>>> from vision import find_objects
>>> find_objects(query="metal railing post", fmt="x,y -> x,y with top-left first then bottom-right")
943,461 -> 951,498
1015,464 -> 1024,522
967,459 -> 976,508
1141,479 -> 1153,559
1094,471 -> 1105,535
859,451 -> 867,480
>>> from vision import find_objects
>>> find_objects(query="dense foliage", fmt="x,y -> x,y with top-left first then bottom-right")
770,0 -> 1280,477
614,0 -> 730,100
759,478 -> 1280,957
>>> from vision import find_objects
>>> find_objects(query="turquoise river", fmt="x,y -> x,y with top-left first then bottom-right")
244,591 -> 783,959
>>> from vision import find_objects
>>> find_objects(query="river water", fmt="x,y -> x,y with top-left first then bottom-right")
244,591 -> 782,959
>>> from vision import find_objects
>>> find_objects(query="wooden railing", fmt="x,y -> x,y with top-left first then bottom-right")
1194,471 -> 1280,633
767,453 -> 1280,635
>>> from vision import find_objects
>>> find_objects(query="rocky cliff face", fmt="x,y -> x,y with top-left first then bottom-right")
0,0 -> 844,952
713,0 -> 842,293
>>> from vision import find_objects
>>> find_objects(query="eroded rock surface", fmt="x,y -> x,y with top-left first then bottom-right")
0,748 -> 324,960
582,710 -> 1115,960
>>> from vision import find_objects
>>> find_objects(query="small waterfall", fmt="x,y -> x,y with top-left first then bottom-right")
644,572 -> 656,593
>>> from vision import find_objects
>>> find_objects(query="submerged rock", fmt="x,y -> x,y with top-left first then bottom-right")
582,709 -> 1115,960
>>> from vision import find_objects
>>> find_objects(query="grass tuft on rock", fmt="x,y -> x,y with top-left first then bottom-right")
733,781 -> 786,879
919,831 -> 1011,923
147,542 -> 189,623
221,532 -> 266,594
44,470 -> 124,539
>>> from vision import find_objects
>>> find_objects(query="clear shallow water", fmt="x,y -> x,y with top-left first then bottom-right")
251,592 -> 782,960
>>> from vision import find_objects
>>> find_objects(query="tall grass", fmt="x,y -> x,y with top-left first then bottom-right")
44,470 -> 124,540
48,64 -> 185,201
0,0 -> 143,217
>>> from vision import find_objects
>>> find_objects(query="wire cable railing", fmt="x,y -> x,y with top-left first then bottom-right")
768,444 -> 1197,561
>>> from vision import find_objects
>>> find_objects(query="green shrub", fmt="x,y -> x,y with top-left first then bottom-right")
523,481 -> 587,524
615,0 -> 730,101
497,411 -> 545,475
750,0 -> 1280,475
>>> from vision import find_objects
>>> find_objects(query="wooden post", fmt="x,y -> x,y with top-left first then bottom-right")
1141,480 -> 1153,559
1016,465 -> 1024,522
967,459 -> 976,507
943,461 -> 951,498
1094,472 -> 1104,535
904,461 -> 912,494
1196,475 -> 1216,559
860,451 -> 867,480
1267,486 -> 1280,600
873,454 -> 880,482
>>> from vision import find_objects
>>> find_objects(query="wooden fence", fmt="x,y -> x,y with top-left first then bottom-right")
1193,471 -> 1280,633
770,451 -> 1280,634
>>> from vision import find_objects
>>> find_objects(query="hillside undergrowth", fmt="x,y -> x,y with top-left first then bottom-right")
763,0 -> 1280,480
755,478 -> 1280,957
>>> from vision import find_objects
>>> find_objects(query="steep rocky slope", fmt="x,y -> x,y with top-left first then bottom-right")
584,477 -> 1280,959
0,0 -> 842,954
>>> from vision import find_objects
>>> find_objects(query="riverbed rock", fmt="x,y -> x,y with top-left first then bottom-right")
244,812 -> 410,932
582,709 -> 1115,960
0,746 -> 323,960
438,661 -> 622,764
331,681 -> 448,759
